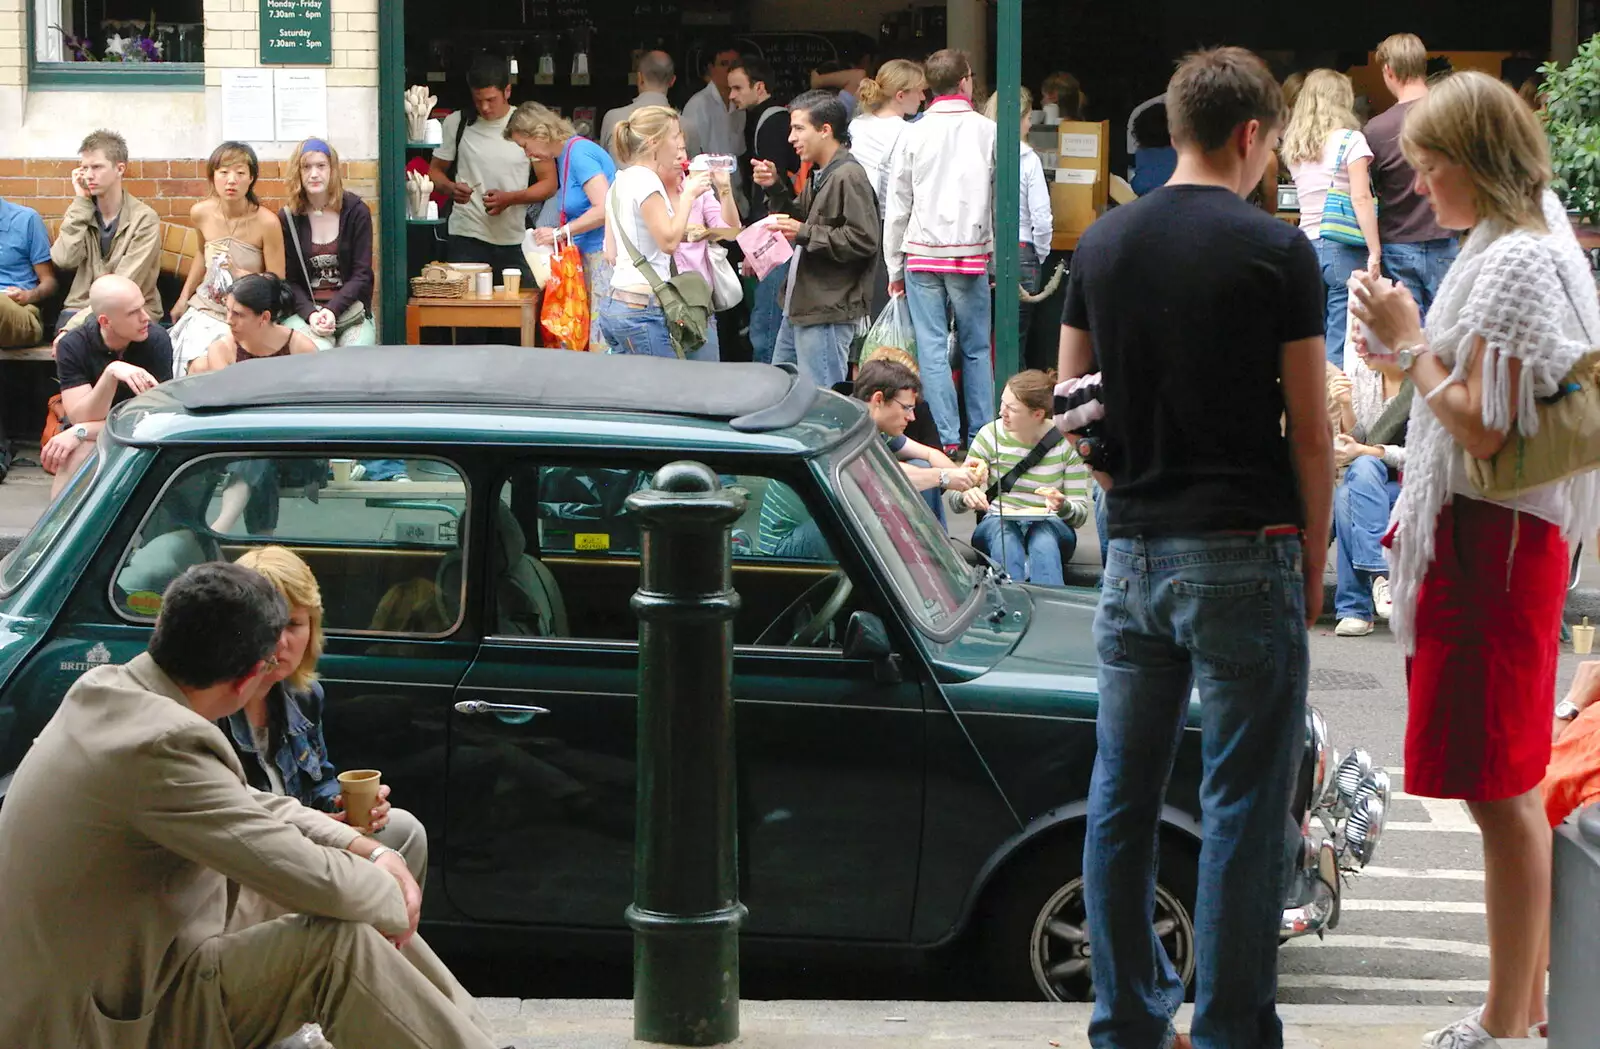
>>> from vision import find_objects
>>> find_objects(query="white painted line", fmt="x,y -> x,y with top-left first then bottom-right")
1384,821 -> 1480,834
1358,866 -> 1484,882
1283,934 -> 1489,959
1342,899 -> 1486,914
1278,974 -> 1489,993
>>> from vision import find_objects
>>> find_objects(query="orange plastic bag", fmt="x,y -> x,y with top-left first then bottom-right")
539,233 -> 589,350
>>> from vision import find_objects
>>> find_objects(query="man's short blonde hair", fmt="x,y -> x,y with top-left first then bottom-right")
1401,71 -> 1550,234
1376,33 -> 1428,82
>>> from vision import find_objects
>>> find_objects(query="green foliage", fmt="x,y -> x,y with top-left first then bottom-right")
1541,34 -> 1600,224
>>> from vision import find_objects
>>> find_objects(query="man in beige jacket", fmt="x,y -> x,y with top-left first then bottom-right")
50,128 -> 162,334
0,562 -> 498,1048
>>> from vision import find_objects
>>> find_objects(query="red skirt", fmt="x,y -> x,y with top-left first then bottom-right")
1405,497 -> 1568,801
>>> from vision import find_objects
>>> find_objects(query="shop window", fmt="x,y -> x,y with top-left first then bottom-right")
29,0 -> 204,88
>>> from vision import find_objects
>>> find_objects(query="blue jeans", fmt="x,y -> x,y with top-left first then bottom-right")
972,513 -> 1077,585
688,316 -> 720,363
1381,239 -> 1458,321
749,261 -> 790,365
1315,238 -> 1367,369
772,316 -> 855,389
1086,534 -> 1307,1049
597,297 -> 675,358
1094,483 -> 1110,567
358,459 -> 408,481
1333,455 -> 1400,621
905,270 -> 993,448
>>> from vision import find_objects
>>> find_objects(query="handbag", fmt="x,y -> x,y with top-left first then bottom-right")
609,184 -> 712,358
1320,131 -> 1367,249
707,240 -> 744,311
1464,271 -> 1600,499
39,394 -> 67,475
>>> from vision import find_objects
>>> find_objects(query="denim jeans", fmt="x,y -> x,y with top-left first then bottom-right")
905,270 -> 994,449
688,316 -> 720,363
749,260 -> 790,365
972,512 -> 1077,585
1315,238 -> 1367,370
772,316 -> 856,389
1086,533 -> 1307,1049
1093,483 -> 1110,567
1333,455 -> 1400,621
597,297 -> 676,358
1015,244 -> 1042,359
1381,238 -> 1458,321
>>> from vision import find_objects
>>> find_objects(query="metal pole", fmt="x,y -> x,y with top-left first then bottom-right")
993,0 -> 1024,400
625,462 -> 748,1046
377,2 -> 408,343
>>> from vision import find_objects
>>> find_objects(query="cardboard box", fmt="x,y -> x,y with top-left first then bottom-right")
1051,121 -> 1109,251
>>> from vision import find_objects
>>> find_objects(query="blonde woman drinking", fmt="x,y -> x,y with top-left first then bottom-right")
1351,72 -> 1600,1049
1283,69 -> 1381,367
507,101 -> 617,351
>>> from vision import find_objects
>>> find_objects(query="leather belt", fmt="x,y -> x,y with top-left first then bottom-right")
609,288 -> 656,307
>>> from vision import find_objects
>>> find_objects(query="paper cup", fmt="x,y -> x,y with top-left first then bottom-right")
337,769 -> 382,830
503,268 -> 522,295
474,272 -> 492,297
1574,624 -> 1595,655
331,460 -> 353,483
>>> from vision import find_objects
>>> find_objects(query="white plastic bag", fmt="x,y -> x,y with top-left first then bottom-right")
860,295 -> 917,364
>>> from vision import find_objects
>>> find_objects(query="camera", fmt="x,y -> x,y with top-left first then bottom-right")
1053,374 -> 1112,472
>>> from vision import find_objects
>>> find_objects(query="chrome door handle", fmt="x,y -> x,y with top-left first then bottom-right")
454,700 -> 551,717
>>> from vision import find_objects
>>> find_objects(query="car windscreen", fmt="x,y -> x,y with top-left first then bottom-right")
835,439 -> 976,634
0,451 -> 99,594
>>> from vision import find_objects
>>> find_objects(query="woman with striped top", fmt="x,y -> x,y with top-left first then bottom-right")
951,369 -> 1092,585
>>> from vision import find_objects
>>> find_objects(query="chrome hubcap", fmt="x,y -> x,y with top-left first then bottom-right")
1028,877 -> 1196,1002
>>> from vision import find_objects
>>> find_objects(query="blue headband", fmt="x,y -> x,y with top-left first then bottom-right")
302,138 -> 333,158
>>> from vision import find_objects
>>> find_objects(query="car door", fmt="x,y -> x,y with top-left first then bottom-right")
445,454 -> 926,942
6,449 -> 479,895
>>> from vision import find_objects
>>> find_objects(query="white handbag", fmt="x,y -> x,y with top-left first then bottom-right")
707,241 -> 744,311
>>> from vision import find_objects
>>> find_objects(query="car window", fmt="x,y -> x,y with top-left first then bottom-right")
836,441 -> 975,633
0,451 -> 99,594
494,464 -> 851,647
111,455 -> 469,634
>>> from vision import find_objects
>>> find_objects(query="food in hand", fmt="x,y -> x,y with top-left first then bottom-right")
964,458 -> 990,488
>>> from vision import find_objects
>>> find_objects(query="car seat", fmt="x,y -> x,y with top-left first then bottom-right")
436,501 -> 568,637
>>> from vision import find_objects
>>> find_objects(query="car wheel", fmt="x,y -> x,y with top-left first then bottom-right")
977,833 -> 1198,1002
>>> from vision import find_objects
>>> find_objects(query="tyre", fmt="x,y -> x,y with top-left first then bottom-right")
975,831 -> 1198,1001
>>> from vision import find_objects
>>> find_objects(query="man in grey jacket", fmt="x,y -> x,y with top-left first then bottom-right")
754,90 -> 880,388
0,562 -> 497,1049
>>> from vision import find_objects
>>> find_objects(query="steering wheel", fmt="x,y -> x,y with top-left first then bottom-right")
756,570 -> 854,648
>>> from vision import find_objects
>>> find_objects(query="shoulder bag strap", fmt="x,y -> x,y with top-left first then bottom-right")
985,428 -> 1065,502
557,140 -> 576,227
282,210 -> 316,297
608,182 -> 670,296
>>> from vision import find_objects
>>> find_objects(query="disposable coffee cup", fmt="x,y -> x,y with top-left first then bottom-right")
337,769 -> 382,831
1575,618 -> 1595,655
474,272 -> 492,297
331,460 -> 353,483
503,268 -> 522,295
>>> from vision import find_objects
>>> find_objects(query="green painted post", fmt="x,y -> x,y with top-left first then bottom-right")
376,3 -> 408,343
993,0 -> 1025,399
625,462 -> 748,1046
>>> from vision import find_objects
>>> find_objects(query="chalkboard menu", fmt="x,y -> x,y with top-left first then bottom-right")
260,0 -> 331,65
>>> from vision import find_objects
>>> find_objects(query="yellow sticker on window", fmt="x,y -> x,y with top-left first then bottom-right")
575,533 -> 610,552
127,591 -> 164,616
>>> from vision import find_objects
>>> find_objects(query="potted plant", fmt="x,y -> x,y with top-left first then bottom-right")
1540,33 -> 1600,247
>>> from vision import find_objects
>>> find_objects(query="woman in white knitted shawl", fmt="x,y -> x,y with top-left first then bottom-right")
1351,72 -> 1600,1049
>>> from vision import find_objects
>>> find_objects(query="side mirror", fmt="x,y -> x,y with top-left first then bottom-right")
843,611 -> 901,684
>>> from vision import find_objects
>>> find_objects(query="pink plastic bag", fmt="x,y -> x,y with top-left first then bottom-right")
736,218 -> 794,280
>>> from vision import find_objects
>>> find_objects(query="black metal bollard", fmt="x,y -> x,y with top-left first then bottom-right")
624,462 -> 748,1046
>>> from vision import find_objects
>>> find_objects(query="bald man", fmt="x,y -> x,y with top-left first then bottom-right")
47,273 -> 173,495
601,50 -> 677,153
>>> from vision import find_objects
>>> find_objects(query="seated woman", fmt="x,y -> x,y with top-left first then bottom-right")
950,369 -> 1092,586
278,137 -> 375,349
1331,340 -> 1408,638
223,546 -> 428,886
168,141 -> 286,376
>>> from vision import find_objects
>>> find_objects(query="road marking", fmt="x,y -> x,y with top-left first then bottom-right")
1358,866 -> 1484,882
1392,790 -> 1476,828
1283,935 -> 1489,959
1384,821 -> 1480,834
1278,974 -> 1489,993
1342,899 -> 1486,914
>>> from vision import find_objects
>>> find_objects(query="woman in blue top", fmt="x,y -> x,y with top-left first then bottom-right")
508,102 -> 618,352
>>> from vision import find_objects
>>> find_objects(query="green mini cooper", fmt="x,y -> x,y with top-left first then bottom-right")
0,347 -> 1387,1000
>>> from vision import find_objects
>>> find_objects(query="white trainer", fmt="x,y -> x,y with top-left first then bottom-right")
1372,576 -> 1393,620
1421,1014 -> 1498,1048
1335,617 -> 1374,637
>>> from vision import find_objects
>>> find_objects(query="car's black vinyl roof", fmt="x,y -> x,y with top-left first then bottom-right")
168,346 -> 817,432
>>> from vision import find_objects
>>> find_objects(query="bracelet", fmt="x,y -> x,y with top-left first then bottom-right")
367,844 -> 396,864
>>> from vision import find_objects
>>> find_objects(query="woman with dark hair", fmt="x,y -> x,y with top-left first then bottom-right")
187,272 -> 316,375
169,141 -> 286,375
279,137 -> 375,349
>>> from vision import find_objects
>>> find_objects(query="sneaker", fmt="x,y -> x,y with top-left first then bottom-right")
391,472 -> 411,483
1422,1015 -> 1497,1048
1336,617 -> 1374,637
1423,1007 -> 1483,1045
1372,576 -> 1393,620
348,463 -> 367,482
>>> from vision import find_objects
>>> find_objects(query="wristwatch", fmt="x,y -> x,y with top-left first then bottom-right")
938,469 -> 950,490
71,424 -> 89,442
1556,700 -> 1582,721
367,844 -> 397,864
1394,343 -> 1425,372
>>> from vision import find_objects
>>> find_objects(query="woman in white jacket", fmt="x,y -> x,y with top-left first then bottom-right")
984,86 -> 1054,368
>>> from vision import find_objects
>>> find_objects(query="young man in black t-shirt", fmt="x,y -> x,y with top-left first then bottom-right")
1058,47 -> 1333,1049
47,273 -> 172,496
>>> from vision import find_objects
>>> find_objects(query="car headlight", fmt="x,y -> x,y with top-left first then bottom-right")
1343,768 -> 1390,867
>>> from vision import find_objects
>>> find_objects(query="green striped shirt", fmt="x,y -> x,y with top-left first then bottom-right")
969,421 -> 1093,523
